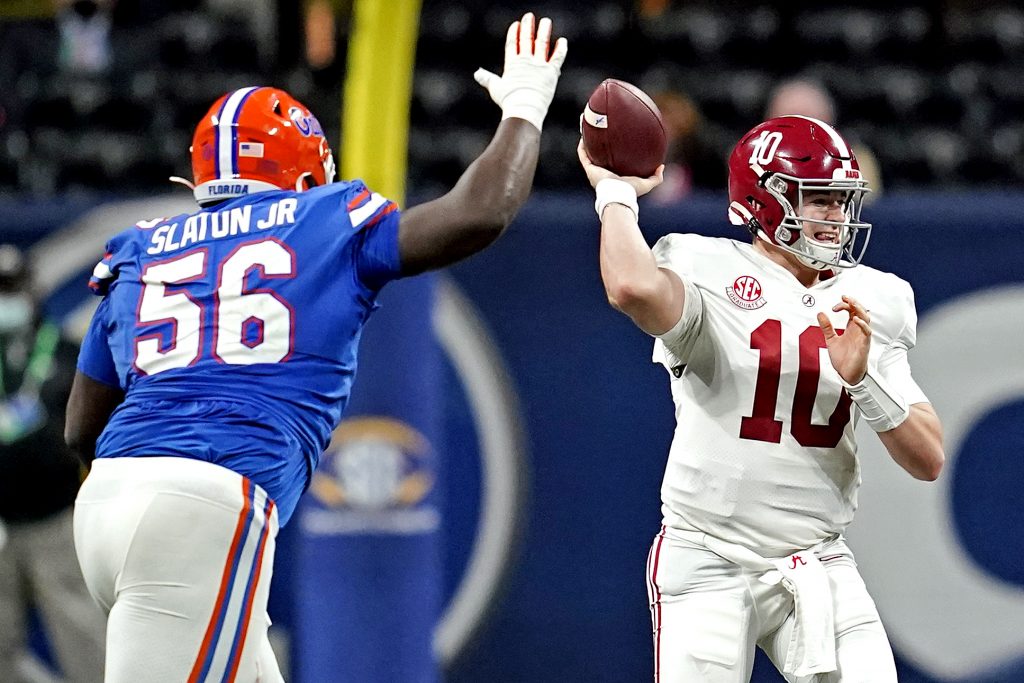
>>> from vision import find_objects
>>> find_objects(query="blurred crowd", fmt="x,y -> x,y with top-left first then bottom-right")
0,0 -> 338,196
1,0 -> 1023,199
0,243 -> 106,682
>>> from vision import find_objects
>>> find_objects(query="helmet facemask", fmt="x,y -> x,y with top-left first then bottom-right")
319,139 -> 336,186
759,170 -> 872,271
293,142 -> 335,192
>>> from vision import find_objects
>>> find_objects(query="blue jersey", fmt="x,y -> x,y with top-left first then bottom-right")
76,181 -> 402,525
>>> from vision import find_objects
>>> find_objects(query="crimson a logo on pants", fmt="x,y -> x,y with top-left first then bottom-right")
727,275 -> 767,310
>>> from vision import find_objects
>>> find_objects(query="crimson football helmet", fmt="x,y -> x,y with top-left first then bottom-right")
727,115 -> 871,270
175,86 -> 336,206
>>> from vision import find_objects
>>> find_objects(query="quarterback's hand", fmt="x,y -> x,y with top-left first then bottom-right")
577,139 -> 664,197
474,12 -> 568,132
818,295 -> 871,384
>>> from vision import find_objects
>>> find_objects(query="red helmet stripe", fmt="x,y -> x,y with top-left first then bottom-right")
215,87 -> 261,180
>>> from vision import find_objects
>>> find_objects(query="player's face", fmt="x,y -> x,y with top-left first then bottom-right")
797,190 -> 847,244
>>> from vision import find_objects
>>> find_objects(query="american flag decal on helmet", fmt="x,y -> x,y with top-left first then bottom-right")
238,142 -> 264,158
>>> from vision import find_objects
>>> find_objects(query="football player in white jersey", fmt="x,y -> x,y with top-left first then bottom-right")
578,115 -> 944,682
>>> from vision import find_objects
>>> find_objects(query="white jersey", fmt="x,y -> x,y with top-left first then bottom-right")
652,234 -> 928,555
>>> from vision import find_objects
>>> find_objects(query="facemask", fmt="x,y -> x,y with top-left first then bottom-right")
0,295 -> 33,333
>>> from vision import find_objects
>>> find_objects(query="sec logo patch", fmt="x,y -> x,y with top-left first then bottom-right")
727,275 -> 767,310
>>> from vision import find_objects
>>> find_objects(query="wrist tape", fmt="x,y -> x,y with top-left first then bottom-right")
842,369 -> 910,432
594,178 -> 639,222
500,93 -> 548,132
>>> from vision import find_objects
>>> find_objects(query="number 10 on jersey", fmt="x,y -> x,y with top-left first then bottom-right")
740,319 -> 853,448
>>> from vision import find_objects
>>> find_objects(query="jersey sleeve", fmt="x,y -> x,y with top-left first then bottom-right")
340,181 -> 402,290
651,233 -> 706,369
876,279 -> 929,405
87,230 -> 134,296
88,249 -> 117,295
76,297 -> 120,388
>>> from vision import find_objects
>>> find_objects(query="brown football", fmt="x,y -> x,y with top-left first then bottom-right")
581,79 -> 667,178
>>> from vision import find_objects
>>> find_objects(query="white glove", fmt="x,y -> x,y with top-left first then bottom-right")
473,12 -> 568,132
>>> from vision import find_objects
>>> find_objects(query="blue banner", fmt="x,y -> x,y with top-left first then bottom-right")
290,275 -> 443,683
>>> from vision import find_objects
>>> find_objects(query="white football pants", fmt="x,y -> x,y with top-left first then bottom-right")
646,529 -> 897,683
74,457 -> 283,683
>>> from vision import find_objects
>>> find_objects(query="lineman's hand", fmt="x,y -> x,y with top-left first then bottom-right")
577,139 -> 664,197
474,12 -> 568,132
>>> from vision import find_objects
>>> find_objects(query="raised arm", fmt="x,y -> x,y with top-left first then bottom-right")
397,12 -> 567,275
578,141 -> 683,335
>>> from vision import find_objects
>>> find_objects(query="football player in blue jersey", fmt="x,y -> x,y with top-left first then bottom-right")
64,12 -> 567,683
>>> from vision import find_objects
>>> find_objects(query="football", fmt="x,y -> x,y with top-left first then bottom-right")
581,79 -> 667,178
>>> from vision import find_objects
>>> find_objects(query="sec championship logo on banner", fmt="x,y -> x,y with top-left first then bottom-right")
304,417 -> 439,535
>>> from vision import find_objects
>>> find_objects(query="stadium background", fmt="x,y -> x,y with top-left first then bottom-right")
2,1 -> 1023,682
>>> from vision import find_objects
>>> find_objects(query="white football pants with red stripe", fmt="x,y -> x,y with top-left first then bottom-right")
74,457 -> 283,683
646,528 -> 897,683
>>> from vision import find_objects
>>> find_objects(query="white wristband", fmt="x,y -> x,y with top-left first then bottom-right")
594,178 -> 639,222
842,369 -> 910,432
500,97 -> 548,132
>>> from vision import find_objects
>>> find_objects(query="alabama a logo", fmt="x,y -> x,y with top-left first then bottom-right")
727,275 -> 767,310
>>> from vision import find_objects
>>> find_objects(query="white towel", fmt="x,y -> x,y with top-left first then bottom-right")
693,533 -> 837,677
764,551 -> 837,676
